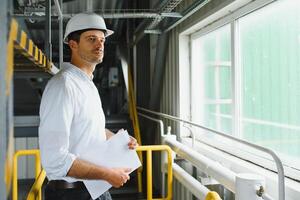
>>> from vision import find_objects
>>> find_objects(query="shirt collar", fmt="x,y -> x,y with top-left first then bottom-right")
61,62 -> 94,81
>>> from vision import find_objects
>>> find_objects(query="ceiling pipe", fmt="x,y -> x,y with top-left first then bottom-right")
112,0 -> 123,36
86,0 -> 93,12
13,14 -> 58,19
13,12 -> 182,19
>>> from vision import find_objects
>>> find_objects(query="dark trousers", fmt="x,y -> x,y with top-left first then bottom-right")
45,182 -> 112,200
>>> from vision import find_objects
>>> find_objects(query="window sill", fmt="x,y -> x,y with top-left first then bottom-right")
180,137 -> 300,200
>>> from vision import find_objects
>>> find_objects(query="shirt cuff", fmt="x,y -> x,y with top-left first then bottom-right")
63,153 -> 77,177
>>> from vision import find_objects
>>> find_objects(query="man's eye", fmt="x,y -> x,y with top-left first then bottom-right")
88,37 -> 96,42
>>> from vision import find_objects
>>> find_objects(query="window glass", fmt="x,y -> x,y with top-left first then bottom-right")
187,0 -> 300,175
191,25 -> 232,134
239,0 -> 300,166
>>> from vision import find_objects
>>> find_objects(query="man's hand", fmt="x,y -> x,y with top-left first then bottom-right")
106,168 -> 131,188
128,136 -> 138,149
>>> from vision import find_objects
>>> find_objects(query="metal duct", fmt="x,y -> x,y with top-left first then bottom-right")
13,12 -> 182,19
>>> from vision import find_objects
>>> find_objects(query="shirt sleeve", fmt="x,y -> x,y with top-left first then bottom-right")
38,76 -> 76,180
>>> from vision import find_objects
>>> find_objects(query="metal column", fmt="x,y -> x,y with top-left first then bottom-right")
145,32 -> 169,145
54,0 -> 63,67
45,0 -> 52,61
0,0 -> 8,198
148,32 -> 169,111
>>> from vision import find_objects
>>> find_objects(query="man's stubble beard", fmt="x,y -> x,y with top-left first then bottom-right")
79,51 -> 103,64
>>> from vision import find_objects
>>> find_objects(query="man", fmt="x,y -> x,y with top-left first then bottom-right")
39,13 -> 138,200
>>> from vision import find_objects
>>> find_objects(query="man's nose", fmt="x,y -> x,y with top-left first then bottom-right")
95,39 -> 104,48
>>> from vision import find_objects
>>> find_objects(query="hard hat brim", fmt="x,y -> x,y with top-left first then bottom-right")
105,29 -> 114,37
63,28 -> 114,44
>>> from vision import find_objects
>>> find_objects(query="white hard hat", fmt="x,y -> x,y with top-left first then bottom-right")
63,13 -> 114,44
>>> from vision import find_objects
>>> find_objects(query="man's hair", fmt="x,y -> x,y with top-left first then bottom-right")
66,29 -> 88,59
67,28 -> 107,43
67,29 -> 87,43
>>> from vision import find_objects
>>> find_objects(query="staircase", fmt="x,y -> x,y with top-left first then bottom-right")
105,114 -> 133,134
13,114 -> 143,200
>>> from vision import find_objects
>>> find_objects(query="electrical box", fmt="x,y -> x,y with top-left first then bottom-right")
108,67 -> 119,87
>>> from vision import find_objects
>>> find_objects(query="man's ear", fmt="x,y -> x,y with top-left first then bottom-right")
68,40 -> 78,51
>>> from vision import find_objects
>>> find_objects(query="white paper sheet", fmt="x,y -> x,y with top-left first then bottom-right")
81,130 -> 141,199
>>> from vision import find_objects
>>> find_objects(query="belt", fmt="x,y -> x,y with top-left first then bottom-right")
47,180 -> 86,190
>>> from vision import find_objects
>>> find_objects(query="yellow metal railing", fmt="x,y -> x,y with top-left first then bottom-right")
26,170 -> 46,200
13,149 -> 42,200
25,145 -> 173,200
136,145 -> 173,200
23,146 -> 221,200
205,191 -> 222,200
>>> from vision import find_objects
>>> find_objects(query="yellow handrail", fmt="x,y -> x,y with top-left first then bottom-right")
136,145 -> 173,200
26,170 -> 46,200
205,191 -> 222,200
13,149 -> 42,200
22,150 -> 220,200
24,145 -> 173,200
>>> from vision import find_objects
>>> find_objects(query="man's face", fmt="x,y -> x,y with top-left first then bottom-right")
71,30 -> 106,64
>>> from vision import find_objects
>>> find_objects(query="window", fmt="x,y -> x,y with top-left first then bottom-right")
185,0 -> 300,179
191,25 -> 232,135
239,0 -> 300,169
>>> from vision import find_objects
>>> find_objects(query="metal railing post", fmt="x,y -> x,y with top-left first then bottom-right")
13,150 -> 42,200
137,107 -> 285,200
26,170 -> 46,200
137,113 -> 167,196
136,145 -> 173,200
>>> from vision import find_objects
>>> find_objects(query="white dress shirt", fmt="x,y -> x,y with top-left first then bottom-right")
39,62 -> 106,182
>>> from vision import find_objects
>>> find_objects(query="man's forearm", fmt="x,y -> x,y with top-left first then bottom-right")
67,158 -> 111,180
66,158 -> 131,188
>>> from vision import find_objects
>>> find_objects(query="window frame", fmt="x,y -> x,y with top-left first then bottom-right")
183,0 -> 300,181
